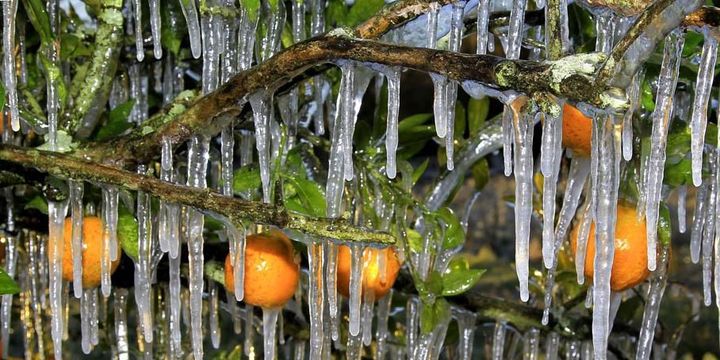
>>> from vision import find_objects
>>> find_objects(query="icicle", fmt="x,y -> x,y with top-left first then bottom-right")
186,134 -> 210,359
453,307 -> 477,360
636,246 -> 671,360
406,297 -> 419,356
511,98 -> 534,302
258,1 -> 286,62
622,71 -> 643,161
308,242 -> 324,358
81,288 -> 95,353
691,181 -> 708,263
70,181 -> 85,298
476,0 -> 491,55
545,332 -> 560,360
168,255 -> 182,356
48,200 -> 69,360
707,154 -> 720,305
133,0 -> 144,61
201,2 -> 221,94
245,304 -> 256,357
250,93 -> 274,203
385,68 -> 401,179
594,11 -> 615,54
326,65 -> 352,216
221,125 -> 234,196
502,107 -> 514,176
115,289 -> 130,360
645,30 -> 685,272
209,282 -> 221,348
159,138 -> 174,256
343,66 -> 373,181
3,0 -> 19,132
263,307 -> 281,359
326,242 -> 339,340
375,291 -> 393,359
524,328 -> 540,360
0,232 -> 16,358
348,244 -> 364,336
149,0 -> 162,59
506,0 -> 527,59
678,185 -> 687,234
691,31 -> 718,185
492,321 -> 506,360
591,114 -> 622,360
27,233 -> 46,356
179,0 -> 201,58
135,180 -> 154,343
442,2 -> 465,171
566,340 -> 581,360
361,290 -> 375,346
541,109 -> 564,269
226,222 -> 246,301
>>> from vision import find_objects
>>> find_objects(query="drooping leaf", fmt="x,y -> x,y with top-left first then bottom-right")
468,96 -> 490,135
24,195 -> 48,214
95,99 -> 136,141
118,207 -> 139,260
411,158 -> 430,185
437,208 -> 465,250
0,269 -> 20,295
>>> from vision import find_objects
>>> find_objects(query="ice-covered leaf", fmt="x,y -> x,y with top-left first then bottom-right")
441,268 -> 485,296
95,99 -> 136,141
0,81 -> 5,112
0,269 -> 20,295
36,130 -> 75,153
641,79 -> 655,111
411,158 -> 429,185
284,176 -> 327,217
420,298 -> 450,334
22,0 -> 54,44
346,0 -> 383,26
663,158 -> 691,186
437,208 -> 465,249
658,203 -> 672,247
468,97 -> 490,135
240,0 -> 261,21
24,195 -> 48,214
233,166 -> 262,194
60,34 -> 92,60
407,229 -> 423,252
398,113 -> 433,134
118,207 -> 139,260
472,159 -> 490,190
161,0 -> 187,55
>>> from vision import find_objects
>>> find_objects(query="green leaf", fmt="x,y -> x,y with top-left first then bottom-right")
0,269 -> 20,295
665,121 -> 691,165
95,99 -> 136,141
233,166 -> 262,195
420,300 -> 436,334
398,113 -> 433,134
663,158 -> 691,187
22,0 -> 54,44
468,97 -> 489,135
441,268 -> 485,296
445,256 -> 470,273
284,176 -> 326,217
640,79 -> 655,112
407,229 -> 423,252
426,270 -> 444,295
471,158 -> 490,190
411,159 -> 430,185
437,208 -> 465,249
24,196 -> 48,214
0,81 -> 5,112
240,0 -> 261,21
118,207 -> 139,260
658,202 -> 672,247
346,0 -> 384,26
326,0 -> 348,26
161,0 -> 187,55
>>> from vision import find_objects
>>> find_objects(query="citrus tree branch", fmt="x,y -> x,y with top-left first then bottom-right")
0,145 -> 395,245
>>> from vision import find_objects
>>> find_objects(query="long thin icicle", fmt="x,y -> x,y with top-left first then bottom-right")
179,0 -> 202,58
492,321 -> 506,360
476,0 -> 490,55
70,181 -> 84,298
149,0 -> 162,59
48,200 -> 69,360
3,0 -> 19,131
115,288 -> 130,360
678,185 -> 687,234
308,242 -> 324,358
511,98 -> 534,302
622,71 -> 643,161
506,0 -> 527,59
385,68 -> 401,179
691,30 -> 718,186
644,30 -> 685,272
0,232 -> 16,358
250,93 -> 274,203
348,244 -> 364,336
133,0 -> 144,61
541,108 -> 564,269
636,246 -> 671,360
591,114 -> 622,360
691,180 -> 708,263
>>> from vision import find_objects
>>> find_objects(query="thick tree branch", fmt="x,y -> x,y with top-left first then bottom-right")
354,0 -> 457,39
0,145 -> 395,245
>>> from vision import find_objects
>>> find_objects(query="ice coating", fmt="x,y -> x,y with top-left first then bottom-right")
135,182 -> 153,343
179,0 -> 201,58
622,71 -> 643,161
453,307 -> 477,360
133,0 -> 143,61
492,321 -> 506,360
541,109 -> 564,269
691,30 -> 718,186
0,232 -> 16,358
691,180 -> 708,263
545,332 -> 560,360
644,30 -> 685,272
326,242 -> 339,340
506,0 -> 527,59
348,244 -> 364,336
149,0 -> 162,59
502,107 -> 514,176
250,93 -> 274,203
476,0 -> 490,55
115,288 -> 130,360
361,290 -> 375,346
385,68 -> 401,179
375,291 -> 393,358
209,282 -> 221,349
168,255 -> 182,357
678,185 -> 687,234
307,242 -> 324,358
636,246 -> 671,360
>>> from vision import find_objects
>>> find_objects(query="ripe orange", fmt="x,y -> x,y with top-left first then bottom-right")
224,230 -> 299,308
570,204 -> 651,291
336,245 -> 401,300
59,216 -> 121,288
562,103 -> 592,157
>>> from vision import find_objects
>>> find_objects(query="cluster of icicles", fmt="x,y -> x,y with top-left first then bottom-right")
0,0 -> 719,358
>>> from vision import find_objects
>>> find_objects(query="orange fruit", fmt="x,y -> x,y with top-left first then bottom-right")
336,245 -> 401,300
58,216 -> 121,288
224,230 -> 299,308
570,204 -> 651,291
562,103 -> 592,157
